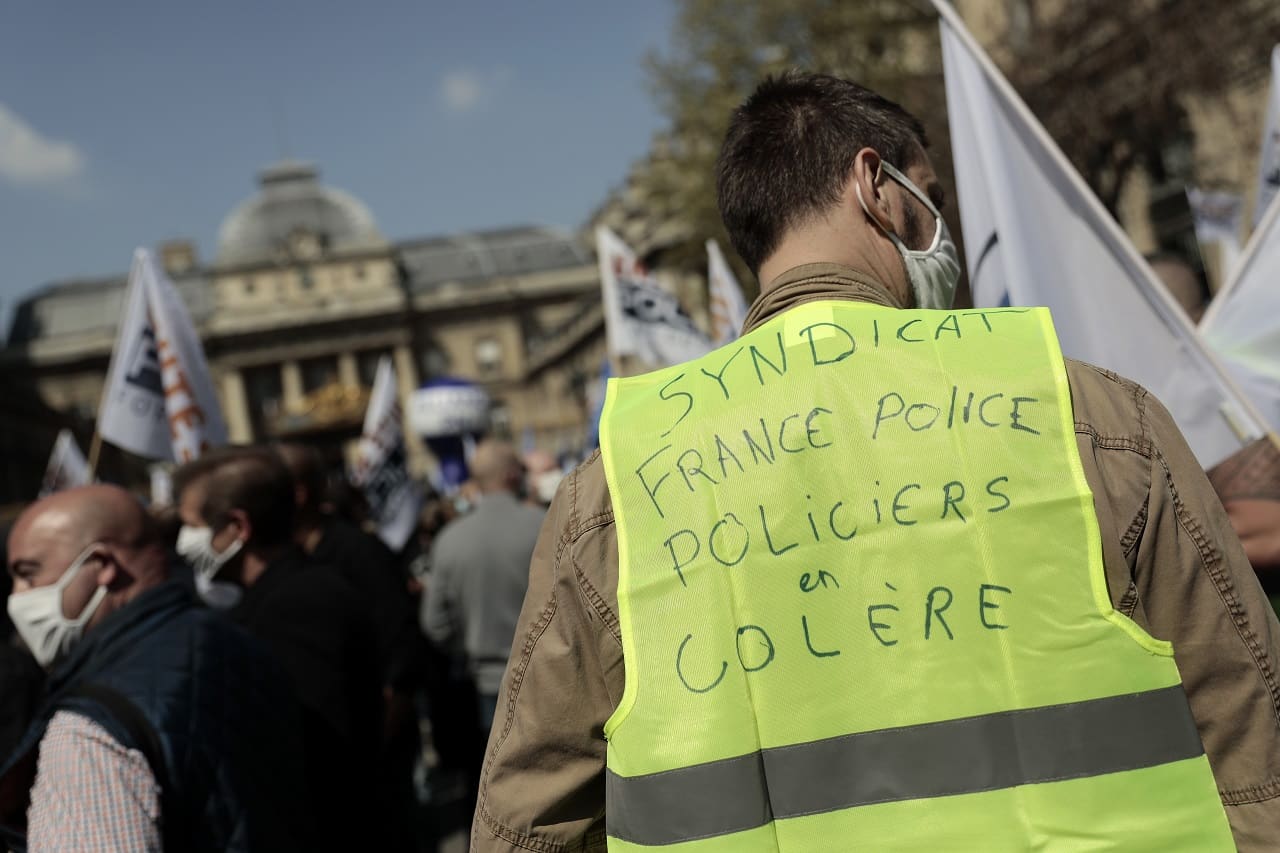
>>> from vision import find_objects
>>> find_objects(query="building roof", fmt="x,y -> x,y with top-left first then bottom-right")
6,273 -> 214,347
216,161 -> 383,265
398,225 -> 591,293
5,225 -> 592,348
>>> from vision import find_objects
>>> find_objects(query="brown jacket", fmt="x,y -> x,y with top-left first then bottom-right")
474,264 -> 1280,852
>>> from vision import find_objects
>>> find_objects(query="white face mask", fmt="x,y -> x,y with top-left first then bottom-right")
7,544 -> 110,668
175,524 -> 243,610
193,572 -> 244,610
533,470 -> 563,505
858,160 -> 962,309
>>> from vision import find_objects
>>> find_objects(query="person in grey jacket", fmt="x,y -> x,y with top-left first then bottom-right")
420,440 -> 545,729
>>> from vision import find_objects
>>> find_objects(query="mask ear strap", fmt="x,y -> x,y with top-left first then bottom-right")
881,161 -> 941,219
856,180 -> 907,252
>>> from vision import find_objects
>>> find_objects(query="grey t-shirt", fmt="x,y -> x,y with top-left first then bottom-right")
420,492 -> 546,695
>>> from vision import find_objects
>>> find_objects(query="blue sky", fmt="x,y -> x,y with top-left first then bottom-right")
0,0 -> 677,334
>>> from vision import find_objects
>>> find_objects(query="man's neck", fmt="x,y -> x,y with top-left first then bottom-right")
758,231 -> 909,306
477,486 -> 515,500
239,545 -> 289,588
294,513 -> 326,555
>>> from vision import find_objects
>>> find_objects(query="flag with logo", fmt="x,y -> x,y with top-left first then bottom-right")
353,356 -> 420,551
706,239 -> 750,346
596,226 -> 711,368
1200,194 -> 1280,433
936,0 -> 1265,467
1187,188 -> 1243,280
98,249 -> 226,462
1255,45 -> 1280,228
39,429 -> 91,496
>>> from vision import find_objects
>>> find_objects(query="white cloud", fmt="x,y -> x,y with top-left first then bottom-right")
0,104 -> 85,186
439,68 -> 511,113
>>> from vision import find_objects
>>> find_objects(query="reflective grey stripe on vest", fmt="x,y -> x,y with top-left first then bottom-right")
606,685 -> 1202,846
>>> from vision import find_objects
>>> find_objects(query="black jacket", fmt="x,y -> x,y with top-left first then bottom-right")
311,517 -> 419,689
231,547 -> 382,852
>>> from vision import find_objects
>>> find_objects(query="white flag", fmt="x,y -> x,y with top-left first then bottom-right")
596,226 -> 712,368
98,254 -> 169,460
40,430 -> 90,497
707,239 -> 750,346
98,249 -> 226,462
1201,195 -> 1280,433
1255,46 -> 1280,228
353,356 -> 420,551
937,1 -> 1264,467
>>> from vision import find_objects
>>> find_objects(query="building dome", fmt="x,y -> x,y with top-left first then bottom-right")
216,161 -> 382,264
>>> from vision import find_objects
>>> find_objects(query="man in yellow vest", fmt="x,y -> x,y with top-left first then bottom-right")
472,73 -> 1280,851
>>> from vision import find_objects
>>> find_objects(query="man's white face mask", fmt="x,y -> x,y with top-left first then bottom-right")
7,543 -> 110,668
175,524 -> 243,610
857,160 -> 962,309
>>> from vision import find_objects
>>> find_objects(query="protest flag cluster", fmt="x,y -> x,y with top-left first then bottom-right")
936,0 -> 1274,468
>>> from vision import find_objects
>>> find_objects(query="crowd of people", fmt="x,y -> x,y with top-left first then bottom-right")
0,439 -> 552,852
3,68 -> 1280,853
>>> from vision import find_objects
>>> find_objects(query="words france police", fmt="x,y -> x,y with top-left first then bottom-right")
625,309 -> 1045,695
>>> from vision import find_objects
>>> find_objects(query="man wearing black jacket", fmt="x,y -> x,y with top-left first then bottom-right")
277,442 -> 422,852
175,447 -> 382,853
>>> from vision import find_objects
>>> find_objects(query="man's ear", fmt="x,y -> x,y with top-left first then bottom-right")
94,547 -> 121,589
227,509 -> 252,545
851,147 -> 895,235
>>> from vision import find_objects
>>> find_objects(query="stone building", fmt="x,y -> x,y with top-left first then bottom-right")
1,161 -> 607,501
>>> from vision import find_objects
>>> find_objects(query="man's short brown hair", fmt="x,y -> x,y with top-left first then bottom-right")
174,447 -> 296,548
717,71 -> 929,274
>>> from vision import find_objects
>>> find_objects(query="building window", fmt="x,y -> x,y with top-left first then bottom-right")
353,264 -> 366,280
244,364 -> 284,439
475,337 -> 502,377
300,356 -> 339,393
243,279 -> 256,295
357,349 -> 390,388
417,344 -> 449,380
490,401 -> 511,439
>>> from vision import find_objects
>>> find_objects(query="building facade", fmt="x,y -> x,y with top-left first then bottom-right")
1,161 -> 606,501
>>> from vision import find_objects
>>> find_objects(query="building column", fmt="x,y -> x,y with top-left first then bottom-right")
219,369 -> 253,444
338,352 -> 359,387
281,361 -> 304,409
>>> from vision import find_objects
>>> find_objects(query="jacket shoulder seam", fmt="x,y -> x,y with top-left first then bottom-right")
1154,449 -> 1280,731
570,546 -> 622,644
1073,422 -> 1154,459
1221,774 -> 1280,805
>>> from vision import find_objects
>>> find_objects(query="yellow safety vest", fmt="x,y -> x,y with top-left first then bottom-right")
599,301 -> 1233,851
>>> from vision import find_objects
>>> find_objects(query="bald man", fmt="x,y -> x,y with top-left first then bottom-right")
0,485 -> 309,852
421,440 -> 546,730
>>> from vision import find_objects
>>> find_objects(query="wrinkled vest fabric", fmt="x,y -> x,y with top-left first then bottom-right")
599,302 -> 1233,851
0,581 -> 308,852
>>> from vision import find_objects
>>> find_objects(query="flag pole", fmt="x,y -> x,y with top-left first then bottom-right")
86,430 -> 104,480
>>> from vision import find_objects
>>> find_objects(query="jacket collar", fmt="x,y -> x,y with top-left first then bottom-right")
743,263 -> 903,334
46,580 -> 193,697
